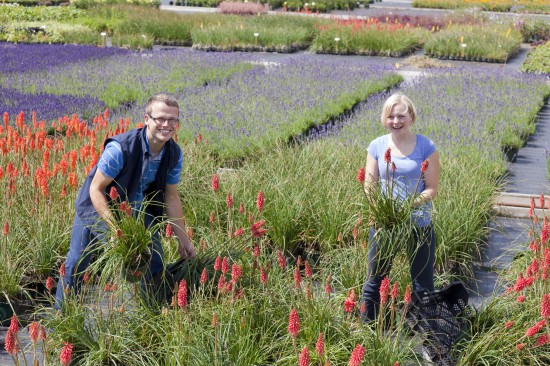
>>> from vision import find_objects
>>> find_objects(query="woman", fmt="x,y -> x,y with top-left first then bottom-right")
360,92 -> 440,322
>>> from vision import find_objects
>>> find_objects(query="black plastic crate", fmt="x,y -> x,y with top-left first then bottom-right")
405,282 -> 471,365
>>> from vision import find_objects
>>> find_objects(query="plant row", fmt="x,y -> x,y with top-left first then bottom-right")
2,4 -> 546,69
413,0 -> 550,14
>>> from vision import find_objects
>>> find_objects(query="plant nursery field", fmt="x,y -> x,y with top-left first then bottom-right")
1,42 -> 550,365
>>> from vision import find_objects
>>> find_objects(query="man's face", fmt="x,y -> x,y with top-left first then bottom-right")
144,102 -> 180,146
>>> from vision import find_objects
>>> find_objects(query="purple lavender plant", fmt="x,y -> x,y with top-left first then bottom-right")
0,87 -> 105,122
0,42 -> 130,74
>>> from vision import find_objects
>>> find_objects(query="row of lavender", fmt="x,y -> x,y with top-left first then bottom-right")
1,42 -> 402,160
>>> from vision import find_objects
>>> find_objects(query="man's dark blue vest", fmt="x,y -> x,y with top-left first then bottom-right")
75,127 -> 181,226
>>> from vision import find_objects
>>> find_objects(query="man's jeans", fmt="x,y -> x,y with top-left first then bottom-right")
55,214 -> 164,308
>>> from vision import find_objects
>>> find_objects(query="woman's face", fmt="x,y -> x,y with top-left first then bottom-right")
384,103 -> 413,135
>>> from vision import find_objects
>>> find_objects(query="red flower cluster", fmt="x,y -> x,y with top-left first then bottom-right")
251,220 -> 267,238
60,341 -> 73,366
287,308 -> 300,338
211,174 -> 219,192
256,191 -> 265,212
344,289 -> 357,313
299,346 -> 310,366
178,279 -> 188,308
380,276 -> 390,305
357,168 -> 365,183
348,344 -> 365,366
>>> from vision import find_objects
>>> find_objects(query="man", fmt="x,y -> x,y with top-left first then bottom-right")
55,94 -> 196,307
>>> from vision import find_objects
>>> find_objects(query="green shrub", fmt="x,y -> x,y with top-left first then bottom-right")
0,4 -> 84,22
70,0 -> 160,9
521,41 -> 550,74
424,23 -> 522,62
516,17 -> 550,43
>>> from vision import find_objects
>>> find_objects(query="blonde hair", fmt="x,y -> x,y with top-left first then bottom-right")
380,93 -> 417,125
146,94 -> 179,115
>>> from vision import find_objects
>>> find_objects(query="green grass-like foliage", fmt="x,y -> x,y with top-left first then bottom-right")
413,0 -> 550,14
191,14 -> 317,52
424,23 -> 523,62
309,19 -> 428,56
0,4 -> 84,22
520,41 -> 550,74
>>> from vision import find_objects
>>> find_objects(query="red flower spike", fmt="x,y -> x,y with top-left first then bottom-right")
344,289 -> 357,313
214,256 -> 221,271
209,211 -> 215,224
421,160 -> 429,173
516,343 -> 526,350
294,266 -> 302,289
277,250 -> 286,270
505,321 -> 515,329
231,263 -> 243,284
404,285 -> 412,304
540,194 -> 545,209
226,192 -> 233,208
83,271 -> 91,284
252,245 -> 260,257
165,224 -> 173,238
60,342 -> 73,366
109,186 -> 119,200
348,344 -> 366,366
517,295 -> 526,303
525,320 -> 546,337
235,228 -> 244,237
2,221 -> 8,236
325,274 -> 332,294
217,275 -> 226,291
39,325 -> 46,341
178,280 -> 188,308
535,334 -> 549,347
211,174 -> 219,192
29,322 -> 39,344
391,161 -> 397,172
221,257 -> 229,274
9,315 -> 18,334
380,276 -> 390,306
59,262 -> 66,277
200,268 -> 208,285
239,202 -> 245,214
529,196 -> 535,218
304,261 -> 313,278
541,219 -> 549,245
541,294 -> 550,318
256,191 -> 265,213
46,276 -> 55,292
251,220 -> 267,238
384,148 -> 391,164
390,281 -> 399,300
287,308 -> 300,338
357,168 -> 365,183
4,329 -> 17,355
316,333 -> 325,357
299,346 -> 310,366
260,266 -> 268,284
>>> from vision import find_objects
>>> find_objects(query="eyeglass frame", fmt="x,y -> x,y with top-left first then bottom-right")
147,114 -> 180,126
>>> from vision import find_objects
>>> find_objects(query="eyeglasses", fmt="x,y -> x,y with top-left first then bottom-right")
148,115 -> 179,126
387,114 -> 408,121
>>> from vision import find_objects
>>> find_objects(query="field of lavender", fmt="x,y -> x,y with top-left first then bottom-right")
1,42 -> 550,365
